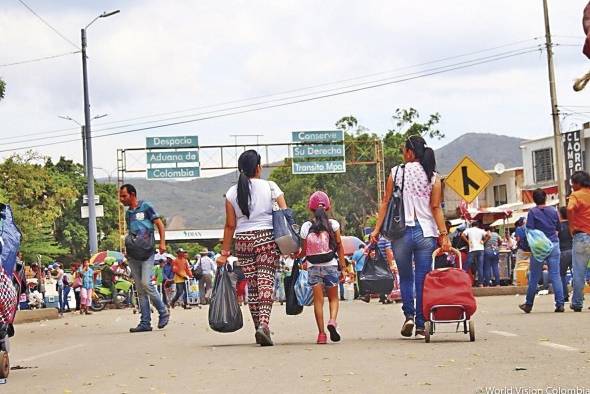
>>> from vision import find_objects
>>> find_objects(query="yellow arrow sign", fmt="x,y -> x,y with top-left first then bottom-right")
445,156 -> 492,203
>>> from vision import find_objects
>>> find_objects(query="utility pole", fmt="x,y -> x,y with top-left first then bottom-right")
543,0 -> 566,206
81,26 -> 98,254
81,125 -> 88,178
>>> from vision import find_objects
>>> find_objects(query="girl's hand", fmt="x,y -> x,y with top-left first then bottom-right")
338,261 -> 346,271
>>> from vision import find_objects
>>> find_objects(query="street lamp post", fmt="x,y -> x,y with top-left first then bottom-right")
81,9 -> 119,254
58,114 -> 107,178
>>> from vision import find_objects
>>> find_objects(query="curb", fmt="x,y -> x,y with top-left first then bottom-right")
14,308 -> 59,324
473,286 -> 528,297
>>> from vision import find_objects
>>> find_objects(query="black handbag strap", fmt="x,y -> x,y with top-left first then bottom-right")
393,165 -> 405,193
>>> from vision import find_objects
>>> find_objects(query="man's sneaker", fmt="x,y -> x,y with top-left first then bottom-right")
129,325 -> 153,333
255,326 -> 274,346
414,328 -> 426,340
158,312 -> 170,329
554,305 -> 565,313
359,295 -> 370,303
401,317 -> 415,337
518,303 -> 532,313
570,304 -> 582,312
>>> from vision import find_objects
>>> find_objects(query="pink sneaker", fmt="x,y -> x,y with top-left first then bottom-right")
327,319 -> 341,342
316,332 -> 327,344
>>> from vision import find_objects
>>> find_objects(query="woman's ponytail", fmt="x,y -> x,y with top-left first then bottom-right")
420,147 -> 436,181
236,150 -> 261,218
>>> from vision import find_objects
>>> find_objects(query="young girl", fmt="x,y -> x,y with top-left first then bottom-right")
299,191 -> 346,344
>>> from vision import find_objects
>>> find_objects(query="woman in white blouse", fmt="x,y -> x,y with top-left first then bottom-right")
371,135 -> 450,340
217,150 -> 288,346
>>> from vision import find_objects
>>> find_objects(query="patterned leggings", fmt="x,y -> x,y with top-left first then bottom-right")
235,229 -> 279,328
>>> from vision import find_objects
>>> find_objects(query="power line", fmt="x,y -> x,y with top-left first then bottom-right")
0,47 -> 542,154
0,50 -> 79,67
16,0 -> 80,50
2,45 -> 542,147
2,37 -> 541,142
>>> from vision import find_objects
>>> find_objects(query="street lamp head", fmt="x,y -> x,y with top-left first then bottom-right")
100,10 -> 120,18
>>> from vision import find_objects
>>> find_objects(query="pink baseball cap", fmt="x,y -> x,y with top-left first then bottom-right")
308,191 -> 331,211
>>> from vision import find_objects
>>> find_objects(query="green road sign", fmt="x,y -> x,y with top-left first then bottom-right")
147,167 -> 201,179
292,161 -> 346,174
147,150 -> 199,164
292,144 -> 345,158
146,136 -> 199,149
291,130 -> 343,143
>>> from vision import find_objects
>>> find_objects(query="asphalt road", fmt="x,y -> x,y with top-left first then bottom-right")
3,295 -> 589,394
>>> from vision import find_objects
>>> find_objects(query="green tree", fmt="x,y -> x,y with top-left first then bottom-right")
270,108 -> 445,237
0,78 -> 5,101
0,153 -> 76,261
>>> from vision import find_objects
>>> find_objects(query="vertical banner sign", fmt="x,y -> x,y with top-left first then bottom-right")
146,136 -> 200,180
291,130 -> 346,174
563,130 -> 584,196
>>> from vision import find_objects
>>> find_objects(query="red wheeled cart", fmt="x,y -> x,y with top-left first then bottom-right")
422,248 -> 477,343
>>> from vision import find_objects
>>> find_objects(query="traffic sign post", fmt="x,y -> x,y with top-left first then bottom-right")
146,136 -> 200,180
445,156 -> 492,204
291,131 -> 346,175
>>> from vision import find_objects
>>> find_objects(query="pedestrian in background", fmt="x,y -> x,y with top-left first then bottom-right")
170,248 -> 192,309
566,171 -> 590,312
462,222 -> 489,286
119,183 -> 170,332
484,227 -> 502,286
197,248 -> 216,305
514,218 -> 529,262
558,207 -> 573,303
217,150 -> 285,346
519,189 -> 564,313
371,135 -> 451,340
53,263 -> 66,316
71,261 -> 82,311
78,259 -> 94,315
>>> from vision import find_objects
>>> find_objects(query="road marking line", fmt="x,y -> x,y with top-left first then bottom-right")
539,342 -> 578,352
488,330 -> 518,337
17,344 -> 85,363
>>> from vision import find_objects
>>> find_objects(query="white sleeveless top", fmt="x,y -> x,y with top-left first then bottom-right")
392,162 -> 439,238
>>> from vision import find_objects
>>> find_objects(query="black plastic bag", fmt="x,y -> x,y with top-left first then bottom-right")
358,246 -> 394,295
284,260 -> 303,315
208,266 -> 243,333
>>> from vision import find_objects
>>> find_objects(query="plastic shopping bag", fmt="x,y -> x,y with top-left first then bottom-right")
526,229 -> 553,262
208,266 -> 243,333
0,270 -> 17,325
294,268 -> 313,306
358,246 -> 394,295
284,260 -> 303,315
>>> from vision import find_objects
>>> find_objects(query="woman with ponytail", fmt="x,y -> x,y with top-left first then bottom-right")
217,150 -> 287,346
299,191 -> 345,344
371,135 -> 451,340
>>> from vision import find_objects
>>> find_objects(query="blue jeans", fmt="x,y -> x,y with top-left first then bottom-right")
391,224 -> 437,329
572,233 -> 590,308
525,242 -> 564,307
560,249 -> 572,300
484,250 -> 500,286
128,255 -> 167,327
466,250 -> 485,284
57,285 -> 66,312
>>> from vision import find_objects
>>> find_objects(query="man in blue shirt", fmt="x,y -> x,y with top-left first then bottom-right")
120,184 -> 170,333
352,245 -> 366,273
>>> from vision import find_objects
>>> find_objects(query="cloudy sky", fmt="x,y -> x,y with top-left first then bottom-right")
1,0 -> 589,177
